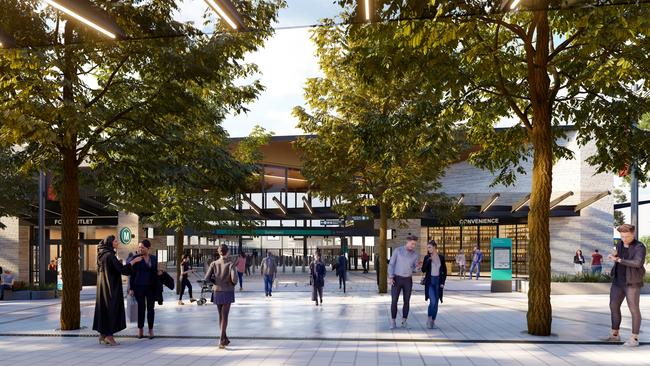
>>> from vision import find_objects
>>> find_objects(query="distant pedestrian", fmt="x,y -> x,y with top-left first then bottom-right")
178,255 -> 196,305
0,269 -> 16,300
388,234 -> 421,329
361,248 -> 370,273
337,251 -> 347,293
245,253 -> 252,275
261,251 -> 277,297
205,244 -> 238,349
422,240 -> 447,329
469,245 -> 483,280
455,249 -> 466,279
606,224 -> 646,347
236,252 -> 246,291
93,235 -> 142,346
128,239 -> 160,339
310,252 -> 326,306
573,249 -> 585,275
591,249 -> 603,275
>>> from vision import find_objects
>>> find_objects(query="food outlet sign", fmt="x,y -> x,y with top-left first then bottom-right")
49,217 -> 118,226
458,218 -> 499,225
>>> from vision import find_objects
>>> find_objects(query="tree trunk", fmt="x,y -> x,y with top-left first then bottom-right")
59,22 -> 80,331
378,202 -> 388,293
175,227 -> 184,295
526,8 -> 553,336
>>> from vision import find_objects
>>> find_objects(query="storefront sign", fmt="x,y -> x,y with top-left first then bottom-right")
119,227 -> 132,245
459,218 -> 499,225
48,217 -> 118,226
320,219 -> 343,225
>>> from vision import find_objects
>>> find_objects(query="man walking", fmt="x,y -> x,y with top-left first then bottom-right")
591,249 -> 603,275
388,235 -> 421,329
361,248 -> 370,274
261,251 -> 277,297
606,224 -> 646,347
337,251 -> 347,293
469,245 -> 483,280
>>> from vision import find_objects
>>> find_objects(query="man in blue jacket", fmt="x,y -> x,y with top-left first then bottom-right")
469,245 -> 483,280
337,252 -> 347,293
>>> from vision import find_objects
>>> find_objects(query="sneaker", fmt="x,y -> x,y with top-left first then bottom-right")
426,319 -> 434,329
623,337 -> 639,347
189,298 -> 197,303
604,334 -> 621,342
389,319 -> 397,330
401,319 -> 408,329
178,301 -> 184,305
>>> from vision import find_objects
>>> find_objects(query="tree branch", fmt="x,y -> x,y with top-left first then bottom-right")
84,55 -> 129,108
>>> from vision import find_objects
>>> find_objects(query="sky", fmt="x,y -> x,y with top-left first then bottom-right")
175,0 -> 650,237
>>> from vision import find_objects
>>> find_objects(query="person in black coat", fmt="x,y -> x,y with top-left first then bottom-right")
336,252 -> 347,293
128,239 -> 160,339
310,252 -> 326,306
93,235 -> 142,346
422,240 -> 447,329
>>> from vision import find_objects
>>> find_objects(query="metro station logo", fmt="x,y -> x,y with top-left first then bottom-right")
119,227 -> 132,245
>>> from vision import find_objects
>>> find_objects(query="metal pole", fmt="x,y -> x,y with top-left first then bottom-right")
38,170 -> 46,285
631,120 -> 639,239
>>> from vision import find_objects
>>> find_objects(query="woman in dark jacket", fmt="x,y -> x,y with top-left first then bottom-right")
422,240 -> 447,329
310,252 -> 326,306
128,239 -> 159,339
205,244 -> 238,349
93,235 -> 142,346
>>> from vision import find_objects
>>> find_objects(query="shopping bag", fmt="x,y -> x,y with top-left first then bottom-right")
126,295 -> 137,323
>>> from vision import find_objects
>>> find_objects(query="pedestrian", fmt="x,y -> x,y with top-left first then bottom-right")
573,249 -> 585,275
261,251 -> 277,297
236,252 -> 246,291
606,224 -> 646,347
93,235 -> 143,346
245,253 -> 252,276
178,254 -> 196,305
469,245 -> 483,280
387,234 -> 421,329
422,240 -> 447,329
205,244 -> 238,349
337,251 -> 347,293
0,269 -> 16,300
455,249 -> 466,279
310,252 -> 326,306
591,249 -> 603,275
361,248 -> 370,273
128,239 -> 160,339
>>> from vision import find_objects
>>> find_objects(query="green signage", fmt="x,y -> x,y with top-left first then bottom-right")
119,227 -> 132,245
491,238 -> 513,286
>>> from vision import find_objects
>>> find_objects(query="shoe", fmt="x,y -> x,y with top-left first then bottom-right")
148,330 -> 154,340
98,336 -> 107,345
426,318 -> 433,329
105,337 -> 119,346
137,329 -> 144,339
218,344 -> 226,349
389,319 -> 397,330
623,337 -> 639,347
269,293 -> 272,297
178,300 -> 184,305
189,298 -> 197,303
604,334 -> 621,342
401,319 -> 408,329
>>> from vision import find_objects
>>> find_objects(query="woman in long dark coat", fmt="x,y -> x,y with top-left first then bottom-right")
310,252 -> 326,306
422,240 -> 447,329
93,235 -> 142,346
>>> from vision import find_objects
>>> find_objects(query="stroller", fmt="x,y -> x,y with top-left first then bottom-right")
194,272 -> 213,306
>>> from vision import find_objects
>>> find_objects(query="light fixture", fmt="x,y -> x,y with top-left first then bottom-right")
511,194 -> 531,212
574,191 -> 611,212
204,0 -> 247,31
480,193 -> 500,213
302,196 -> 314,215
272,196 -> 288,215
242,196 -> 262,215
364,0 -> 372,21
456,194 -> 465,205
421,202 -> 428,213
509,0 -> 521,9
42,0 -> 125,39
0,29 -> 16,48
549,191 -> 574,210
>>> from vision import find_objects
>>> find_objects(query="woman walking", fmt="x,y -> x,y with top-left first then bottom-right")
129,239 -> 159,339
422,240 -> 447,329
573,249 -> 585,275
93,235 -> 143,346
236,252 -> 246,291
178,255 -> 196,305
310,252 -> 326,306
455,249 -> 466,279
205,244 -> 238,349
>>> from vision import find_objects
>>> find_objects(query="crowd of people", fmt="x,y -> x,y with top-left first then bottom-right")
89,223 -> 644,349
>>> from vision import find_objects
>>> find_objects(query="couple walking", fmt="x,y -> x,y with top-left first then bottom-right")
388,235 -> 447,330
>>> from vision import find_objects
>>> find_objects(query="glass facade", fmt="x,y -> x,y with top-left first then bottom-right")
427,224 -> 529,276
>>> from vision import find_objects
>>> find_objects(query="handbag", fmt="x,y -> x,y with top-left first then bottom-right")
126,294 -> 137,323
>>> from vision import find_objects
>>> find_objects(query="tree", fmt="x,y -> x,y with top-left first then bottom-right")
612,186 -> 627,227
293,20 -> 460,293
0,0 -> 282,329
365,0 -> 650,335
0,146 -> 36,227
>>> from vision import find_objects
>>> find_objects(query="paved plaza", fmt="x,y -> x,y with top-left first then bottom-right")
1,272 -> 649,365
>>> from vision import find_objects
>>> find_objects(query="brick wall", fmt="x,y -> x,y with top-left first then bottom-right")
0,217 -> 30,282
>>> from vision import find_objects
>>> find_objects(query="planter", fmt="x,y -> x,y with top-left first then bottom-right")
3,290 -> 31,300
515,280 -> 650,295
30,290 -> 57,300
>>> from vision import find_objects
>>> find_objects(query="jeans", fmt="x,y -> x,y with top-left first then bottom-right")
362,260 -> 369,273
591,265 -> 602,275
312,285 -> 323,303
0,284 -> 11,300
237,272 -> 244,289
428,276 -> 441,319
264,274 -> 274,295
610,284 -> 642,334
179,278 -> 193,300
390,276 -> 413,320
133,286 -> 155,329
469,262 -> 480,279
